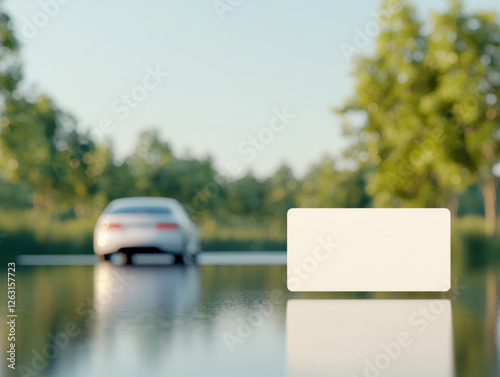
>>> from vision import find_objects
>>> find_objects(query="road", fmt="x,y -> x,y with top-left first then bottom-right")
1,252 -> 498,376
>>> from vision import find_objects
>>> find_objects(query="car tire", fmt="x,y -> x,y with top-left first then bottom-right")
98,254 -> 112,262
173,254 -> 184,265
123,252 -> 134,265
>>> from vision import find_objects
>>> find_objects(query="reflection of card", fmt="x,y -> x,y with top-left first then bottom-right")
287,300 -> 454,377
287,208 -> 450,291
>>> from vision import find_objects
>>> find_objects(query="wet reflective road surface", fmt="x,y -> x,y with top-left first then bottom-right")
1,251 -> 499,377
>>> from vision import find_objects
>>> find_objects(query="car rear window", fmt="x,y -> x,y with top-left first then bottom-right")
109,206 -> 172,214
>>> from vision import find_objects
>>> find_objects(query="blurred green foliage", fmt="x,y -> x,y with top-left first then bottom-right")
337,0 -> 500,235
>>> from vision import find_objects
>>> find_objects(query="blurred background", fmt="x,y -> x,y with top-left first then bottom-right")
1,1 -> 500,376
0,0 -> 498,260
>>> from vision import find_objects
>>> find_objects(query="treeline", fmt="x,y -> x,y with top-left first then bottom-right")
0,124 -> 495,222
0,124 -> 373,221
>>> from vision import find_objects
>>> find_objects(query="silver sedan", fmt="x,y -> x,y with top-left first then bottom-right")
93,197 -> 202,264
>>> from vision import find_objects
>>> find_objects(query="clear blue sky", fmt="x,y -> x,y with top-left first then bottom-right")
4,0 -> 500,178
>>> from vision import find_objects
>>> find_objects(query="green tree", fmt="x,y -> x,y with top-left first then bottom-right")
86,140 -> 135,208
337,0 -> 457,209
0,3 -> 21,100
1,93 -> 105,216
225,173 -> 268,219
0,6 -> 90,214
264,164 -> 298,215
52,128 -> 108,217
151,157 -> 217,213
0,2 -> 24,203
297,155 -> 370,208
125,129 -> 173,194
337,0 -> 500,235
424,0 -> 500,235
263,164 -> 298,233
0,96 -> 64,210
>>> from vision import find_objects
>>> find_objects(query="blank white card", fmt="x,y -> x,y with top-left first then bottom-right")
287,208 -> 450,291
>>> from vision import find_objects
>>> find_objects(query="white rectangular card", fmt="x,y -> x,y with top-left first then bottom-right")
287,208 -> 450,291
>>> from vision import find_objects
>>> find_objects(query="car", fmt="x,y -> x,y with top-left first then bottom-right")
93,197 -> 202,264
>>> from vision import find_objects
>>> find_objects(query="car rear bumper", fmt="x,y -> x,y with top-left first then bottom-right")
94,229 -> 184,255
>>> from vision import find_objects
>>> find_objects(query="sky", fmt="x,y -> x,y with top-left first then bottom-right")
3,0 -> 500,178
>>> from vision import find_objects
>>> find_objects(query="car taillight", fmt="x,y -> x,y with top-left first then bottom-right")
101,222 -> 122,230
156,223 -> 178,230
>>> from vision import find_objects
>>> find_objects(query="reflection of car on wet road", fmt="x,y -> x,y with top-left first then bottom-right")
93,263 -> 202,319
93,197 -> 201,264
